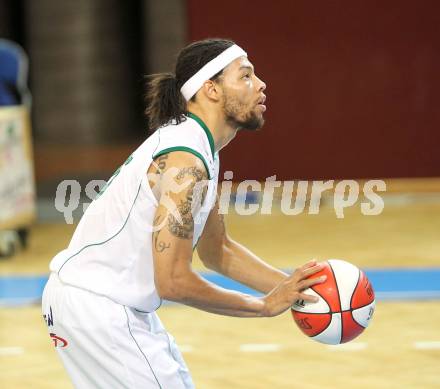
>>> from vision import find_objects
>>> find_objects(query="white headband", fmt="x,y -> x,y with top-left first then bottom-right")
180,44 -> 247,101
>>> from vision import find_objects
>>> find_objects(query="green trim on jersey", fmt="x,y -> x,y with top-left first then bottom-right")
153,146 -> 212,180
187,112 -> 215,158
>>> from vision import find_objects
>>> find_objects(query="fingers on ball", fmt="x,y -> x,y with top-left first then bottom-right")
301,259 -> 317,270
299,292 -> 319,303
302,263 -> 324,277
298,275 -> 327,291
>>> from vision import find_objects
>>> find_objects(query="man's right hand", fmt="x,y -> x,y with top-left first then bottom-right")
260,260 -> 326,317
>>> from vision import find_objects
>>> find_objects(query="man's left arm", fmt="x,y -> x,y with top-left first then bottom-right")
197,196 -> 288,294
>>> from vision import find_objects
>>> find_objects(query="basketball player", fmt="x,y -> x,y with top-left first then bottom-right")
42,38 -> 326,388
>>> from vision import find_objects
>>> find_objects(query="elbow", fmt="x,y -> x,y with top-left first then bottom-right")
155,273 -> 188,302
200,235 -> 233,272
156,282 -> 181,302
199,254 -> 220,272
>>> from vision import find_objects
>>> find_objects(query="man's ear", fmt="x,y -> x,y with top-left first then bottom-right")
201,79 -> 222,102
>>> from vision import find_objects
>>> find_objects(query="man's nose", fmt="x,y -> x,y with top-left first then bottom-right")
257,76 -> 266,92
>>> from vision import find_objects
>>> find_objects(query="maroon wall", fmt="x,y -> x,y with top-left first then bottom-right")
187,0 -> 440,180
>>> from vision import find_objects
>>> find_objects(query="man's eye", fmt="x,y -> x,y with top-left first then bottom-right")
243,74 -> 251,79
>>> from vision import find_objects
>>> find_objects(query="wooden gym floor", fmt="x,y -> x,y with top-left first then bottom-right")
1,180 -> 440,388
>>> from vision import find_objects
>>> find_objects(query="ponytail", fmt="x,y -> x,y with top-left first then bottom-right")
144,72 -> 186,131
144,39 -> 235,132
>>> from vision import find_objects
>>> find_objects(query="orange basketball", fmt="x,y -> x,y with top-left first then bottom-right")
291,259 -> 375,345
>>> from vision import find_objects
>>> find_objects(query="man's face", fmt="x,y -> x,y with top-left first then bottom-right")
219,56 -> 267,131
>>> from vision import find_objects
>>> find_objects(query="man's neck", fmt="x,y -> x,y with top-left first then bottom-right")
187,105 -> 238,152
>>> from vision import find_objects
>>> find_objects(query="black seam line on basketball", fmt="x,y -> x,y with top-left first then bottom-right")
292,311 -> 333,315
291,305 -> 373,315
350,269 -> 361,311
310,286 -> 331,312
349,302 -> 375,329
328,263 -> 343,344
347,310 -> 367,330
291,287 -> 330,313
292,287 -> 333,337
57,182 -> 142,276
123,306 -> 163,389
348,269 -> 364,332
308,313 -> 333,338
350,301 -> 375,312
152,146 -> 213,180
292,288 -> 373,315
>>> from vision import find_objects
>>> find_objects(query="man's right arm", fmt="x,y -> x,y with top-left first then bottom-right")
149,151 -> 326,317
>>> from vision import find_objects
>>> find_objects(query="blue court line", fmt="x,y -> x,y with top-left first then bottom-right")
0,268 -> 439,306
0,275 -> 48,306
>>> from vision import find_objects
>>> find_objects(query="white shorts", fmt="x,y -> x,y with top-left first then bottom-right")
42,273 -> 194,389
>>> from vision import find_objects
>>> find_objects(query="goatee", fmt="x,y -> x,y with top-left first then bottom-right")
226,112 -> 264,131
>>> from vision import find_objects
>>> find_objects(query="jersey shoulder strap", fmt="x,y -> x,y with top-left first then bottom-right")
152,113 -> 216,179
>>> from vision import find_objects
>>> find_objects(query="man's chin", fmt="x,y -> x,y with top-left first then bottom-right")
241,117 -> 264,131
226,112 -> 265,131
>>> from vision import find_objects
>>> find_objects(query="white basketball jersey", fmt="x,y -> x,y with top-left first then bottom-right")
50,113 -> 220,312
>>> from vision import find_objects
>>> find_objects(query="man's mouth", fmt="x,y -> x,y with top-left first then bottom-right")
257,95 -> 266,112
